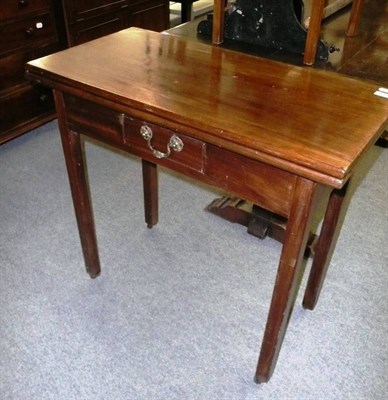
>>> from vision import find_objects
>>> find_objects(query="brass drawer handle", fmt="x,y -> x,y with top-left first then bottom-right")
140,124 -> 184,159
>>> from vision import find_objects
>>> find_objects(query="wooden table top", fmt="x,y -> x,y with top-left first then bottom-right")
25,28 -> 388,188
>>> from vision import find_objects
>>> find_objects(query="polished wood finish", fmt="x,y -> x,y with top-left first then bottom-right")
25,30 -> 388,188
171,1 -> 387,142
25,28 -> 388,383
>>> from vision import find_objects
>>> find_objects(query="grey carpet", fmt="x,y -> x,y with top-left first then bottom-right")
1,121 -> 387,400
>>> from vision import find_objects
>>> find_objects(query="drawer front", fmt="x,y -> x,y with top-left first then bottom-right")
124,117 -> 205,173
63,0 -> 128,23
0,0 -> 50,21
67,11 -> 128,46
0,84 -> 54,134
206,145 -> 297,218
64,94 -> 124,144
0,13 -> 56,55
0,43 -> 59,93
129,1 -> 169,32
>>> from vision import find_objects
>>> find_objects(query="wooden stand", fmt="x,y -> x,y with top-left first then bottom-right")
205,196 -> 318,257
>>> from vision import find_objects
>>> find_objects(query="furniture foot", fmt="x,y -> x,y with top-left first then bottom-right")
54,90 -> 101,278
303,181 -> 350,310
255,177 -> 319,383
142,159 -> 159,228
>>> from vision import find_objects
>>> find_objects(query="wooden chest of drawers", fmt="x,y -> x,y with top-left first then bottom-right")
0,0 -> 62,144
0,0 -> 169,145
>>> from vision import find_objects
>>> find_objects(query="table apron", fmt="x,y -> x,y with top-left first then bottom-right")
64,93 -> 298,218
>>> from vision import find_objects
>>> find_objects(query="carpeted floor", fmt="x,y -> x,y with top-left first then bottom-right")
1,120 -> 387,399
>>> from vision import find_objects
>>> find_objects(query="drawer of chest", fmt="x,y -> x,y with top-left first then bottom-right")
63,0 -> 128,24
0,0 -> 50,21
0,43 -> 59,93
0,12 -> 56,55
67,10 -> 128,46
0,83 -> 54,133
124,117 -> 205,173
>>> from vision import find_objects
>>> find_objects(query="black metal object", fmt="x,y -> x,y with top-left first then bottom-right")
197,0 -> 329,60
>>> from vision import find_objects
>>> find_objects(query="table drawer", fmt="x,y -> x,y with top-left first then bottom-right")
64,94 -> 206,175
64,94 -> 124,144
124,117 -> 205,173
0,12 -> 56,55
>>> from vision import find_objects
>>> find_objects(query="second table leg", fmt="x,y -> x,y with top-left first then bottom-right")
142,159 -> 159,228
303,181 -> 349,310
255,177 -> 320,383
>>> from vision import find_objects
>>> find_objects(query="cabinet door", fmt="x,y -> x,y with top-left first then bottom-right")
129,1 -> 168,32
62,0 -> 128,23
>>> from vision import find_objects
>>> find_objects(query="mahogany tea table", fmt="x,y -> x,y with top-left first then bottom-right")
25,28 -> 388,383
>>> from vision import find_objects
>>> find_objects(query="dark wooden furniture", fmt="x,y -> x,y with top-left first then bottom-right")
25,28 -> 388,383
0,0 -> 169,145
209,0 -> 365,65
0,0 -> 63,144
200,0 -> 329,62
